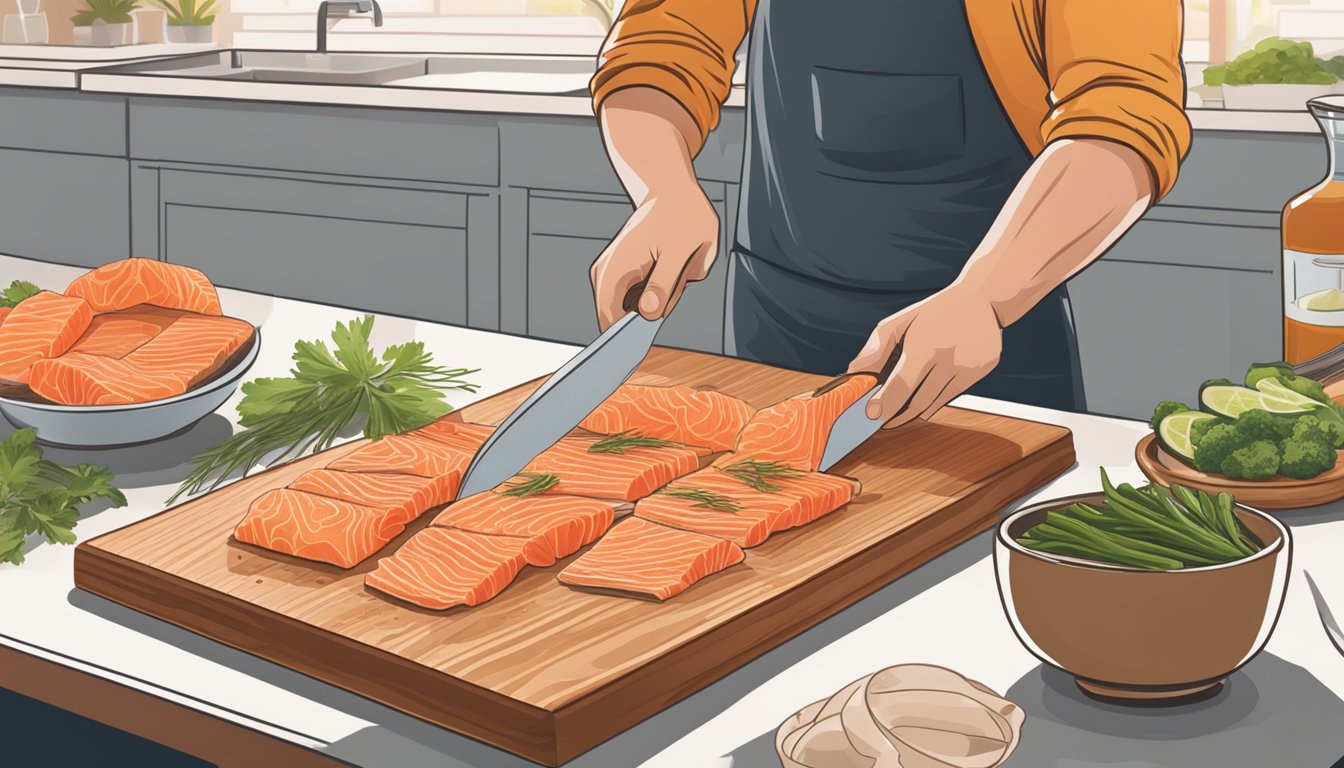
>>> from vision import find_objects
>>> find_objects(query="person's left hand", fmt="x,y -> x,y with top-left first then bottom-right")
847,284 -> 1003,429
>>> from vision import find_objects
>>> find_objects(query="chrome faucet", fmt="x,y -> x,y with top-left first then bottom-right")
316,0 -> 384,54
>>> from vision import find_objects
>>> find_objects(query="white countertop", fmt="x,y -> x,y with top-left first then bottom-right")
4,253 -> 1344,767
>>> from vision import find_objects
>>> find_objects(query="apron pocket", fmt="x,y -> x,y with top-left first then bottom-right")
810,67 -> 965,172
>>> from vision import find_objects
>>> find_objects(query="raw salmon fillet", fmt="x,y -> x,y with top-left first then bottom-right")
635,463 -> 858,548
64,258 -> 222,316
0,307 -> 10,327
289,469 -> 456,527
733,374 -> 878,470
432,493 -> 619,566
365,527 -> 530,610
234,488 -> 404,568
558,517 -> 745,600
326,421 -> 492,487
67,306 -> 180,358
0,291 -> 93,383
28,313 -> 254,405
579,384 -> 755,452
521,435 -> 706,501
405,419 -> 496,459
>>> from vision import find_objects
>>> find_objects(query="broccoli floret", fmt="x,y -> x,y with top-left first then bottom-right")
1150,400 -> 1189,431
1291,413 -> 1344,451
1234,409 -> 1296,443
1220,441 -> 1281,480
1190,416 -> 1223,446
1280,435 -> 1337,479
1194,423 -> 1252,473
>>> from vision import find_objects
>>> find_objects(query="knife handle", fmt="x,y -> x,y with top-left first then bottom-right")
813,344 -> 902,397
622,278 -> 650,315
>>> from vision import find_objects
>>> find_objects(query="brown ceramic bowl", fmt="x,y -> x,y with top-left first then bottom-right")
994,493 -> 1291,703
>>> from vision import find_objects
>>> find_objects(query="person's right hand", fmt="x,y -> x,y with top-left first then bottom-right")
591,185 -> 720,331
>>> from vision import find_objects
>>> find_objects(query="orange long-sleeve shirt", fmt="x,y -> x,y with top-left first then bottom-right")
592,0 -> 1191,198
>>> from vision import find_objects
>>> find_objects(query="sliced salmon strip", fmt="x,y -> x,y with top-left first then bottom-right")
0,291 -> 93,384
67,306 -> 181,358
405,419 -> 496,459
0,307 -> 11,328
733,374 -> 878,470
28,313 -> 254,405
579,384 -> 755,452
558,517 -> 745,601
431,493 -> 619,566
326,421 -> 492,486
64,258 -> 222,316
233,488 -> 404,568
521,435 -> 706,501
365,527 -> 531,610
289,469 -> 456,527
635,462 -> 858,548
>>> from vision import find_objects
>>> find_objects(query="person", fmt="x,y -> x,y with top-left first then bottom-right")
587,0 -> 1190,427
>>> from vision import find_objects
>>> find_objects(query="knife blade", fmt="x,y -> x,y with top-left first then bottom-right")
817,349 -> 901,471
456,297 -> 664,500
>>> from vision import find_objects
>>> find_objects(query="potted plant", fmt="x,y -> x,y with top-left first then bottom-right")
71,0 -> 140,46
1205,37 -> 1344,110
151,0 -> 216,44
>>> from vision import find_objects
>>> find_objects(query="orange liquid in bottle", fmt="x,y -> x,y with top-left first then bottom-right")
1283,181 -> 1344,364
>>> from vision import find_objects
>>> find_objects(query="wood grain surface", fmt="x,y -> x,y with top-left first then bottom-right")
74,348 -> 1075,766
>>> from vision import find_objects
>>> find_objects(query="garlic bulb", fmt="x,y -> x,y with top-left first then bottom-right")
775,664 -> 1024,768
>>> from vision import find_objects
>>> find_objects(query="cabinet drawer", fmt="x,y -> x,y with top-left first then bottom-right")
529,186 -> 726,240
0,88 -> 126,156
1164,131 -> 1323,213
0,148 -> 128,266
130,98 -> 499,186
1105,218 -> 1279,273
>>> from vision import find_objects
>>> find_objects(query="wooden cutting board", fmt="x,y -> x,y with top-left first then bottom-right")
74,348 -> 1075,766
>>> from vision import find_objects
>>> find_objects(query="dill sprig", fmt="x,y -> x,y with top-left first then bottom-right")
587,431 -> 678,454
717,458 -> 803,492
655,485 -> 742,512
499,473 -> 560,498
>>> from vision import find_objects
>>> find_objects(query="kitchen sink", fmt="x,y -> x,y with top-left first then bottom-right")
86,50 -> 595,93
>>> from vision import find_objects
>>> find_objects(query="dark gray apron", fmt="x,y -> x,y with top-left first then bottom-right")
726,0 -> 1086,411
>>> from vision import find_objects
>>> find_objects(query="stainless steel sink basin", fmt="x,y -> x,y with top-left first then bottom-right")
87,50 -> 595,93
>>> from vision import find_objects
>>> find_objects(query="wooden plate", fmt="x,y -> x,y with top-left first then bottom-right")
1135,433 -> 1344,509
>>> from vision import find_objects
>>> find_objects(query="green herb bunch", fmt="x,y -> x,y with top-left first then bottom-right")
72,0 -> 140,26
1017,469 -> 1262,571
717,458 -> 802,492
0,429 -> 125,566
170,315 -> 478,503
587,432 -> 677,454
1203,37 -> 1343,86
655,486 -> 741,512
0,280 -> 41,309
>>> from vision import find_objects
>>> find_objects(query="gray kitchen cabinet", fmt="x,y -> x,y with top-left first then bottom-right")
132,164 -> 499,329
522,186 -> 731,353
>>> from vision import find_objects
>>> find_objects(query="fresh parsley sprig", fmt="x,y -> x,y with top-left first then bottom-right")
0,429 -> 125,566
169,315 -> 479,504
0,280 -> 41,308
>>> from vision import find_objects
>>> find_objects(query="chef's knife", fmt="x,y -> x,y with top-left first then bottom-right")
817,349 -> 901,471
455,286 -> 663,499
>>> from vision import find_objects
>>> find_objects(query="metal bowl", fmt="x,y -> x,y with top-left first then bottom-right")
0,330 -> 260,448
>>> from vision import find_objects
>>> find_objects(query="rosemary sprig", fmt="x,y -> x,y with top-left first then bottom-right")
717,458 -> 803,492
499,473 -> 559,498
587,431 -> 678,454
655,485 -> 742,512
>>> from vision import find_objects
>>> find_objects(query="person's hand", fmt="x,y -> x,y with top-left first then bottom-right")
591,186 -> 719,331
848,284 -> 1003,429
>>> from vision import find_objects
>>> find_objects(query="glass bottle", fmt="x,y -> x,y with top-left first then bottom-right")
1283,95 -> 1344,365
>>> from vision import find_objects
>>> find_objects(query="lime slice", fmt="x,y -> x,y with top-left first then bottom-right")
1200,384 -> 1313,418
1156,410 -> 1217,462
1254,377 -> 1327,409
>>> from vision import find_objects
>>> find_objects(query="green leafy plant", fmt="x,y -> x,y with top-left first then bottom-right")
72,0 -> 140,26
149,0 -> 216,26
0,429 -> 125,566
0,280 -> 41,309
1204,37 -> 1340,86
170,315 -> 479,503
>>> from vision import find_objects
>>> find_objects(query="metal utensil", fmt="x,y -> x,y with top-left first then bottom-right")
455,290 -> 663,499
817,349 -> 900,471
1306,570 -> 1344,657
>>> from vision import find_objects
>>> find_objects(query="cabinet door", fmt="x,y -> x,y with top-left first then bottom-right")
137,166 -> 499,328
524,188 -> 729,352
0,148 -> 129,268
1069,219 -> 1281,419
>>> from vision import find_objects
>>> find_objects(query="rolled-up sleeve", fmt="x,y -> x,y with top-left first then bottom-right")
590,0 -> 755,150
1038,0 -> 1191,198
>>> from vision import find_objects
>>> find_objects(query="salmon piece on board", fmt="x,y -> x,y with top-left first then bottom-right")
233,488 -> 405,568
405,419 -> 496,459
558,517 -> 746,601
289,469 -> 456,527
635,462 -> 859,548
64,258 -> 222,316
0,292 -> 93,383
521,435 -> 706,501
27,313 -> 254,405
579,384 -> 755,452
733,374 -> 878,471
432,493 -> 619,566
365,527 -> 531,610
0,307 -> 10,327
67,306 -> 181,358
325,421 -> 492,489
